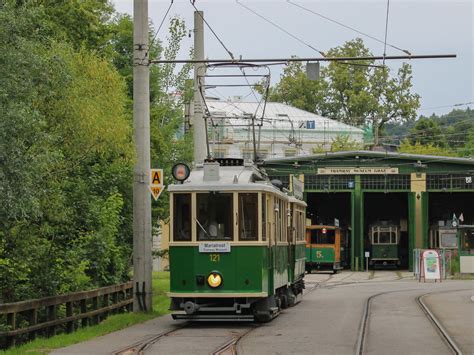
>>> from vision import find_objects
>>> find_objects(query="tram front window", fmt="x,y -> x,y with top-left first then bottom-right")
311,230 -> 335,244
196,193 -> 233,241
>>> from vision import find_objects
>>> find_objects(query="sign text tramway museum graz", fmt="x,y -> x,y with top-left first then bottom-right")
317,167 -> 399,175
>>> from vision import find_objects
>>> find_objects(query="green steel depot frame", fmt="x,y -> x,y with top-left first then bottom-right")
262,151 -> 474,271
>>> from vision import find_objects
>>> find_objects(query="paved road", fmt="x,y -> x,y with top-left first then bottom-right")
52,271 -> 473,355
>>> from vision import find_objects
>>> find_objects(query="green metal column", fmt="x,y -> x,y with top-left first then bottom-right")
351,175 -> 363,271
408,192 -> 415,272
409,173 -> 428,272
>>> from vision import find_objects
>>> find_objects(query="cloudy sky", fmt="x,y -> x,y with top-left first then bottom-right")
112,0 -> 473,117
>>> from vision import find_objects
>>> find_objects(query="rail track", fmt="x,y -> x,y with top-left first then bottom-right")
355,289 -> 466,355
112,324 -> 187,355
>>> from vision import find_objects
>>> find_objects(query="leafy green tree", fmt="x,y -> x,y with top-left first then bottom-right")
398,140 -> 455,156
408,118 -> 446,147
267,38 -> 420,142
312,135 -> 363,153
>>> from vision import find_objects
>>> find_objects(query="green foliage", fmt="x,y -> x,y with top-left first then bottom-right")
408,118 -> 446,147
398,140 -> 456,156
312,135 -> 363,153
267,38 -> 420,140
0,2 -> 192,305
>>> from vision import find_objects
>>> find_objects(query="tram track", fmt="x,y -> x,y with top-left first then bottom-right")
417,290 -> 465,355
112,324 -> 188,355
211,324 -> 260,355
355,288 -> 468,355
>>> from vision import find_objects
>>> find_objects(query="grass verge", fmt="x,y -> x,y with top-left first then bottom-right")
1,272 -> 170,355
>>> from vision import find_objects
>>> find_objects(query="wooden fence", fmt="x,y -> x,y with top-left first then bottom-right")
0,282 -> 133,349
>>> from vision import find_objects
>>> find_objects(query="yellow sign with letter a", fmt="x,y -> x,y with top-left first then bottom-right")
149,169 -> 164,201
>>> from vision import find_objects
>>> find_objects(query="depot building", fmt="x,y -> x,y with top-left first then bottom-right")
262,151 -> 474,271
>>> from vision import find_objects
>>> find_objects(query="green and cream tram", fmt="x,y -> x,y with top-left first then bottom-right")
168,159 -> 306,321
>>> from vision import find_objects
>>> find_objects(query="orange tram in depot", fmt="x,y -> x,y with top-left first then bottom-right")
305,225 -> 349,273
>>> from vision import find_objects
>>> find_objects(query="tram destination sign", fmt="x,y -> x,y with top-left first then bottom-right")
199,242 -> 231,253
317,167 -> 399,175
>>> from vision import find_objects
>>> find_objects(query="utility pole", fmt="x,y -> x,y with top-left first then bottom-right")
133,0 -> 152,312
193,11 -> 207,164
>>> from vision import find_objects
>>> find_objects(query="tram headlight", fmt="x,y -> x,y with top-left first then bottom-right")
207,272 -> 222,288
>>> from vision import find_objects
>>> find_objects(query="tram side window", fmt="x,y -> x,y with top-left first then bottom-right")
460,229 -> 474,252
239,193 -> 258,241
261,194 -> 267,241
196,193 -> 233,241
173,194 -> 191,241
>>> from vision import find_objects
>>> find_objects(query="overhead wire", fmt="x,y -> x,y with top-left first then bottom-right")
286,0 -> 411,56
190,1 -> 235,60
236,0 -> 326,56
147,0 -> 174,61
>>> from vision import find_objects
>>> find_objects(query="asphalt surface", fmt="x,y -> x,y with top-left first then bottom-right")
51,271 -> 473,355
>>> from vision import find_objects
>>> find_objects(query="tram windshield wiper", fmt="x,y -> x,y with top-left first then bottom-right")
195,217 -> 211,239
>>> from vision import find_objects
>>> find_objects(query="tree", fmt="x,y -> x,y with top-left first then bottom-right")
312,135 -> 363,153
267,38 -> 420,143
398,141 -> 455,157
408,118 -> 446,147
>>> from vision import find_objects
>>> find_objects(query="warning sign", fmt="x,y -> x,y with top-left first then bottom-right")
150,169 -> 163,186
149,186 -> 163,201
149,169 -> 164,200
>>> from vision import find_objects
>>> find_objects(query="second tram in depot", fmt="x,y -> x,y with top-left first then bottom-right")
368,222 -> 401,267
167,159 -> 307,321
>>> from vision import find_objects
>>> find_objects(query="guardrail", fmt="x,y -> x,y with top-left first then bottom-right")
0,281 -> 133,349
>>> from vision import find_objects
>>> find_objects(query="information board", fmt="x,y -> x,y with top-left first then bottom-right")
421,250 -> 441,281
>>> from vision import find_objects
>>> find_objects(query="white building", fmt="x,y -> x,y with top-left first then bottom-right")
206,100 -> 364,160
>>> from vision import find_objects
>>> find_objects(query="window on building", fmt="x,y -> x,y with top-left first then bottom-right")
284,149 -> 297,157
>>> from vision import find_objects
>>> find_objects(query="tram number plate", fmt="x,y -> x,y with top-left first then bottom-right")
199,242 -> 231,253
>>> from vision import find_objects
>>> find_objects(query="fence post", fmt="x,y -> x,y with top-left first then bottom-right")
111,292 -> 118,314
66,302 -> 74,333
29,308 -> 37,340
80,299 -> 88,328
6,312 -> 16,347
103,294 -> 109,319
47,305 -> 57,337
92,297 -> 99,325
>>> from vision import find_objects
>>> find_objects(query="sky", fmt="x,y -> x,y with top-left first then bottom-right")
112,0 -> 473,117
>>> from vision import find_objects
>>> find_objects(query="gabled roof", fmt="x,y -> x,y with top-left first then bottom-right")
262,150 -> 474,166
206,101 -> 363,133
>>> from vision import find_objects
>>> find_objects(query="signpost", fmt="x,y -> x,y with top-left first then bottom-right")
365,251 -> 370,272
149,169 -> 164,201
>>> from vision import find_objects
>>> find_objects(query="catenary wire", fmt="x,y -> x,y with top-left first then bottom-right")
190,1 -> 236,60
148,0 -> 174,61
236,0 -> 326,56
286,0 -> 411,56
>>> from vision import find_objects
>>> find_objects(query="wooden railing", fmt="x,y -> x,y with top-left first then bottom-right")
0,282 -> 133,349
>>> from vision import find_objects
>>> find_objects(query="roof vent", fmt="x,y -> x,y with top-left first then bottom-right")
203,162 -> 220,181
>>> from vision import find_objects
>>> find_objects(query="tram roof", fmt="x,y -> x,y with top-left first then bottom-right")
168,164 -> 306,205
261,150 -> 474,167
